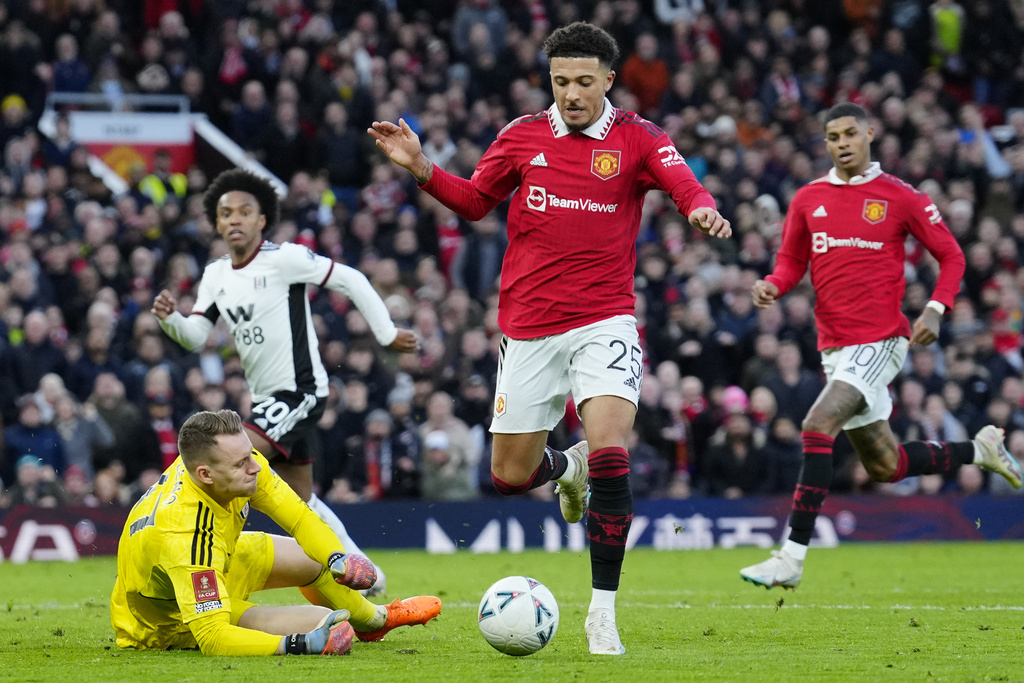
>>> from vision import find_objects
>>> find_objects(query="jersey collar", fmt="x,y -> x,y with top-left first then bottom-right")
547,98 -> 616,140
827,161 -> 881,186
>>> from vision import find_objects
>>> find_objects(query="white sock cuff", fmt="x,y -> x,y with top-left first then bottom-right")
588,588 -> 617,613
782,539 -> 808,561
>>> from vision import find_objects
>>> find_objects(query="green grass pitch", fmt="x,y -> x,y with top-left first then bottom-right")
1,543 -> 1021,682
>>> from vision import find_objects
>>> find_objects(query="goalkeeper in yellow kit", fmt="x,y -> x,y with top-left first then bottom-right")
110,409 -> 441,655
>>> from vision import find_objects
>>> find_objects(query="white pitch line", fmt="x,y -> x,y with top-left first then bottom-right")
420,601 -> 1024,611
8,601 -> 1024,612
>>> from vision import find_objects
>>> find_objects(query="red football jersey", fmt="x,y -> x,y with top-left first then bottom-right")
766,163 -> 965,350
420,100 -> 715,339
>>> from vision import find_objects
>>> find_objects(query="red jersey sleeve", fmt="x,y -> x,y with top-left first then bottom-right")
902,192 -> 965,310
765,190 -> 811,296
639,130 -> 716,216
419,132 -> 520,221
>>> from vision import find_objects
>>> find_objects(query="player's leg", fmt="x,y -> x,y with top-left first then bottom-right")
254,533 -> 441,641
740,380 -> 862,590
569,315 -> 642,655
488,334 -> 586,510
849,419 -> 1022,488
742,338 -> 909,589
578,394 -> 635,656
245,396 -> 387,596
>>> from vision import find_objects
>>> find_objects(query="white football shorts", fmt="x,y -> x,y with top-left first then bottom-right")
490,315 -> 642,434
821,336 -> 909,430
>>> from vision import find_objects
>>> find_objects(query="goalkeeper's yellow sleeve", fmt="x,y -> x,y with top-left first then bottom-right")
251,464 -> 348,562
189,612 -> 281,656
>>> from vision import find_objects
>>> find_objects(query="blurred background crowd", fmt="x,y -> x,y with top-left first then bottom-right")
2,0 -> 1024,510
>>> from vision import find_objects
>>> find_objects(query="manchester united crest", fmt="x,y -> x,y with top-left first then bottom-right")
591,150 -> 621,180
863,199 -> 888,224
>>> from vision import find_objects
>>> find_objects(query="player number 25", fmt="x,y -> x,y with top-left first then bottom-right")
607,340 -> 642,379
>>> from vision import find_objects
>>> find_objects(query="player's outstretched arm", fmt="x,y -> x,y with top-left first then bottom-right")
367,118 -> 434,184
688,207 -> 731,238
751,279 -> 780,309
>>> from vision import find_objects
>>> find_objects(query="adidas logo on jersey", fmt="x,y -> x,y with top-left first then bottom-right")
623,376 -> 638,390
217,288 -> 226,295
844,366 -> 856,374
812,205 -> 828,217
530,153 -> 548,167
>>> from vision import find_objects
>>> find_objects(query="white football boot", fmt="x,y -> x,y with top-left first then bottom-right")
739,549 -> 803,590
554,441 -> 590,523
974,425 -> 1023,489
585,608 -> 625,655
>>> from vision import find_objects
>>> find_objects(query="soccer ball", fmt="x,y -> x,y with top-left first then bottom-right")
478,576 -> 559,656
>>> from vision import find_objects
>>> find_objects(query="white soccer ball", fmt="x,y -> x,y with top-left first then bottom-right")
478,575 -> 559,656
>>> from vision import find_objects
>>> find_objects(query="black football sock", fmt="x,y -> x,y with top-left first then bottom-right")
491,447 -> 568,495
788,432 -> 834,546
587,447 -> 632,591
890,441 -> 975,481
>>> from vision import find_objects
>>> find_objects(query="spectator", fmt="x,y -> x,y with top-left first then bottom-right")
256,100 -> 313,182
420,429 -> 477,501
4,396 -> 65,481
313,101 -> 372,214
5,455 -> 66,507
762,340 -> 823,425
231,80 -> 273,152
52,33 -> 92,93
628,427 -> 670,498
52,391 -> 114,480
9,310 -> 68,397
700,413 -> 771,498
449,215 -> 507,305
620,33 -> 671,117
86,372 -> 161,483
138,149 -> 187,208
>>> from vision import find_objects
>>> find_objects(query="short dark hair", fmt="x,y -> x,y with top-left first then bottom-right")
823,102 -> 868,129
203,169 -> 279,230
178,409 -> 244,469
542,22 -> 619,70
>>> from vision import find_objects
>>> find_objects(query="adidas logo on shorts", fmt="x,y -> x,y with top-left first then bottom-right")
623,376 -> 638,390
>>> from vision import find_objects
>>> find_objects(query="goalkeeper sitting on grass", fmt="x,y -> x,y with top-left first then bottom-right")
110,409 -> 441,655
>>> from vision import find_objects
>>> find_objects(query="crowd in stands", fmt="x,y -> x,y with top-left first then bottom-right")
2,0 -> 1024,510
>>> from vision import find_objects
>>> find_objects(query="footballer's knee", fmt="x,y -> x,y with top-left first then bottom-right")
801,410 -> 840,436
862,455 -> 898,482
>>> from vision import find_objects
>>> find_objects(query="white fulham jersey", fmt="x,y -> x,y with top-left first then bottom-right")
159,241 -> 398,402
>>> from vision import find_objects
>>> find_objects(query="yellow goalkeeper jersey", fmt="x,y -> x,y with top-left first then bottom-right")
110,450 -> 345,654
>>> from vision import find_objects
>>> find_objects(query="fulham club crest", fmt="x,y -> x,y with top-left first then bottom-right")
591,150 -> 621,180
863,199 -> 888,224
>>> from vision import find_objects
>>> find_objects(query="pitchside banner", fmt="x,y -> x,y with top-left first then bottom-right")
1,496 -> 1022,563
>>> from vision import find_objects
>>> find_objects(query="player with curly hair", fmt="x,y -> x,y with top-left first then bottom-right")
152,169 -> 418,596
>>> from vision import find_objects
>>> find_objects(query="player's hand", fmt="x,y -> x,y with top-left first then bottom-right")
367,119 -> 432,183
151,289 -> 178,320
389,329 -> 419,353
288,609 -> 353,655
328,552 -> 377,591
909,307 -> 941,347
751,279 -> 780,309
688,207 -> 731,238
